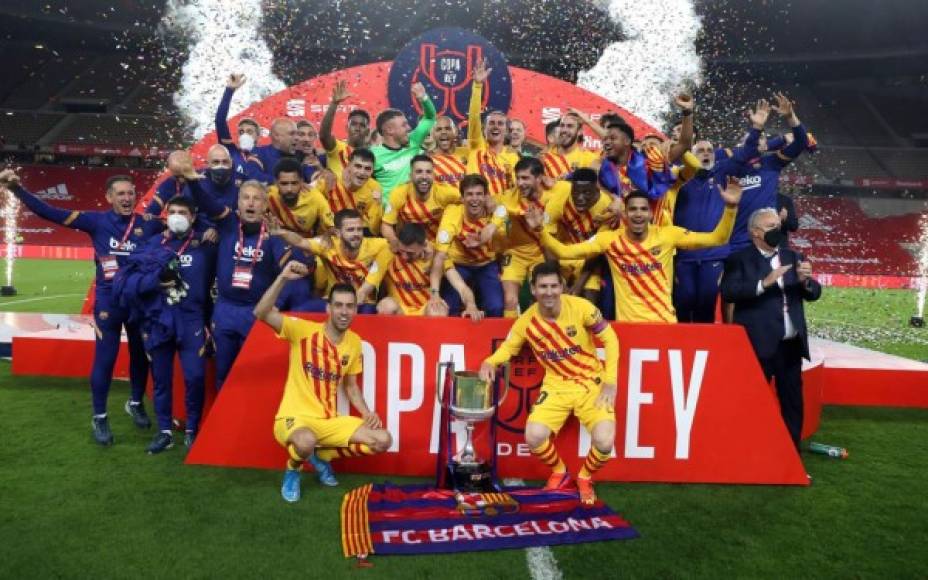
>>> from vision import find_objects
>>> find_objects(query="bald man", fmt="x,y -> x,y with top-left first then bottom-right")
147,146 -> 243,223
247,118 -> 298,184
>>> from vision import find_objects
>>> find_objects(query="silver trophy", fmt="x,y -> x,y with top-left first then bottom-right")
436,362 -> 509,491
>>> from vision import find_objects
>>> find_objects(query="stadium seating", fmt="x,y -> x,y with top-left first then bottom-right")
0,111 -> 65,149
1,50 -> 99,110
870,148 -> 928,180
55,114 -> 184,147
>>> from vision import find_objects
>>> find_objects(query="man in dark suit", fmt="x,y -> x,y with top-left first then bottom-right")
721,207 -> 822,450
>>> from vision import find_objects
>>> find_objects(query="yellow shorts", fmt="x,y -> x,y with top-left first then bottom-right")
527,385 -> 614,434
273,415 -> 364,449
501,252 -> 544,284
559,259 -> 601,292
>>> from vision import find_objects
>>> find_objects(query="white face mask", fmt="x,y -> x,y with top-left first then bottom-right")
167,214 -> 191,235
238,133 -> 255,152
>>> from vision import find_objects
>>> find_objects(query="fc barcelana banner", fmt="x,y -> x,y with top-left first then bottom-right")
340,483 -> 638,557
187,315 -> 810,486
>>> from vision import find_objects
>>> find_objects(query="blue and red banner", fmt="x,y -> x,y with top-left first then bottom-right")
341,483 -> 638,557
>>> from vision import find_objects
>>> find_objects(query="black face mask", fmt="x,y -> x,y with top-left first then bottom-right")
209,167 -> 232,185
763,228 -> 784,248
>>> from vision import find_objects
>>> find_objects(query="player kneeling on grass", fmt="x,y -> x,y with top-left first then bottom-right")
479,261 -> 620,505
254,262 -> 391,503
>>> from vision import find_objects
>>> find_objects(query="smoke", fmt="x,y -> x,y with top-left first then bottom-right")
161,0 -> 285,139
578,0 -> 703,129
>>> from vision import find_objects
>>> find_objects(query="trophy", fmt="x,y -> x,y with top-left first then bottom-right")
435,361 -> 509,492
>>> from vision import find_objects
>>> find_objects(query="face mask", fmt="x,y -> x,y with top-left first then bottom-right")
167,214 -> 191,235
209,167 -> 232,185
238,133 -> 255,152
763,228 -> 784,248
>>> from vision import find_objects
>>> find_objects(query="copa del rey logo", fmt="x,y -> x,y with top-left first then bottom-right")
388,27 -> 512,127
336,342 -> 709,460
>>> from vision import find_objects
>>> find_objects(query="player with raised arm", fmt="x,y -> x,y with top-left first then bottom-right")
254,267 -> 390,501
466,59 -> 519,197
371,82 -> 436,198
318,80 -> 372,176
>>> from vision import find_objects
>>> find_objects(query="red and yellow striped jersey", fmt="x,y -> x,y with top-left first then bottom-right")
325,140 -> 353,176
540,206 -> 736,322
435,204 -> 508,266
276,316 -> 363,419
541,145 -> 600,180
484,294 -> 619,391
542,184 -> 613,243
268,186 -> 335,237
304,236 -> 391,295
382,182 -> 461,240
496,185 -> 558,260
431,146 -> 469,187
466,81 -> 518,196
384,247 -> 451,315
312,173 -> 383,234
652,151 -> 701,227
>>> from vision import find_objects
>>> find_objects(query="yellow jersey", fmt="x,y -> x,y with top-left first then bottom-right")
542,184 -> 613,244
384,246 -> 451,314
541,206 -> 736,322
435,203 -> 508,266
382,182 -> 461,240
653,151 -> 700,227
496,185 -> 557,260
541,145 -> 600,180
325,140 -> 353,176
485,294 -> 619,391
275,316 -> 363,419
313,173 -> 383,234
431,146 -> 469,187
304,236 -> 392,294
466,81 -> 518,197
268,186 -> 335,237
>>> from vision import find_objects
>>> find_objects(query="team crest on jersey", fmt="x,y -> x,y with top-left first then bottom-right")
565,325 -> 578,338
650,246 -> 662,256
341,355 -> 350,366
388,27 -> 512,130
133,227 -> 144,237
285,417 -> 294,429
191,240 -> 200,248
98,311 -> 109,320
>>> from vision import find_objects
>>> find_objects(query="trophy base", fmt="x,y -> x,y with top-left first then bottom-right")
448,460 -> 496,492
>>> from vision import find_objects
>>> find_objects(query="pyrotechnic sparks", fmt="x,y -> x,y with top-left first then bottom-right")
578,0 -> 703,129
161,0 -> 285,139
2,193 -> 19,287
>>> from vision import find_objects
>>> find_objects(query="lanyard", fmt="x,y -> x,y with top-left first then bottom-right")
236,219 -> 266,265
162,229 -> 194,256
119,214 -> 138,246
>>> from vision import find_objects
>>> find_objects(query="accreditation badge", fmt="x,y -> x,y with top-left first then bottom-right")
100,255 -> 119,280
231,265 -> 254,289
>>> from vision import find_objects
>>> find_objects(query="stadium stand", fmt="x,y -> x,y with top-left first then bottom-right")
0,111 -> 66,149
54,113 -> 184,147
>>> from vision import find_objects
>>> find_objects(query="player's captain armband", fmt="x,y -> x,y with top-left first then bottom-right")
589,308 -> 608,333
493,205 -> 508,219
437,230 -> 451,244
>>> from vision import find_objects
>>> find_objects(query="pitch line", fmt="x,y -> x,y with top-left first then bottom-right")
503,478 -> 564,580
0,293 -> 84,305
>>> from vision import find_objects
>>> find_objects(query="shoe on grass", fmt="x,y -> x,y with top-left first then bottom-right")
92,416 -> 114,446
308,453 -> 338,487
184,430 -> 196,448
146,431 -> 174,455
281,469 -> 302,503
124,399 -> 152,429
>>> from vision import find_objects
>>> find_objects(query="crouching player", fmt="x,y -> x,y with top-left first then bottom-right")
254,261 -> 391,502
479,262 -> 619,505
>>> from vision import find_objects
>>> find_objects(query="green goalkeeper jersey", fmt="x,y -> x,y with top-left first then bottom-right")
371,95 -> 436,204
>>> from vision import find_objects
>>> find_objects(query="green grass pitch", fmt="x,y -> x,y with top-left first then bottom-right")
1,257 -> 927,577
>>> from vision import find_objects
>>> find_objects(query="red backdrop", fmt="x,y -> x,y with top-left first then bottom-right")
188,316 -> 809,486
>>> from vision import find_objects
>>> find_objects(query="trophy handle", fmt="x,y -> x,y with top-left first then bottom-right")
496,362 -> 511,408
435,361 -> 453,409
